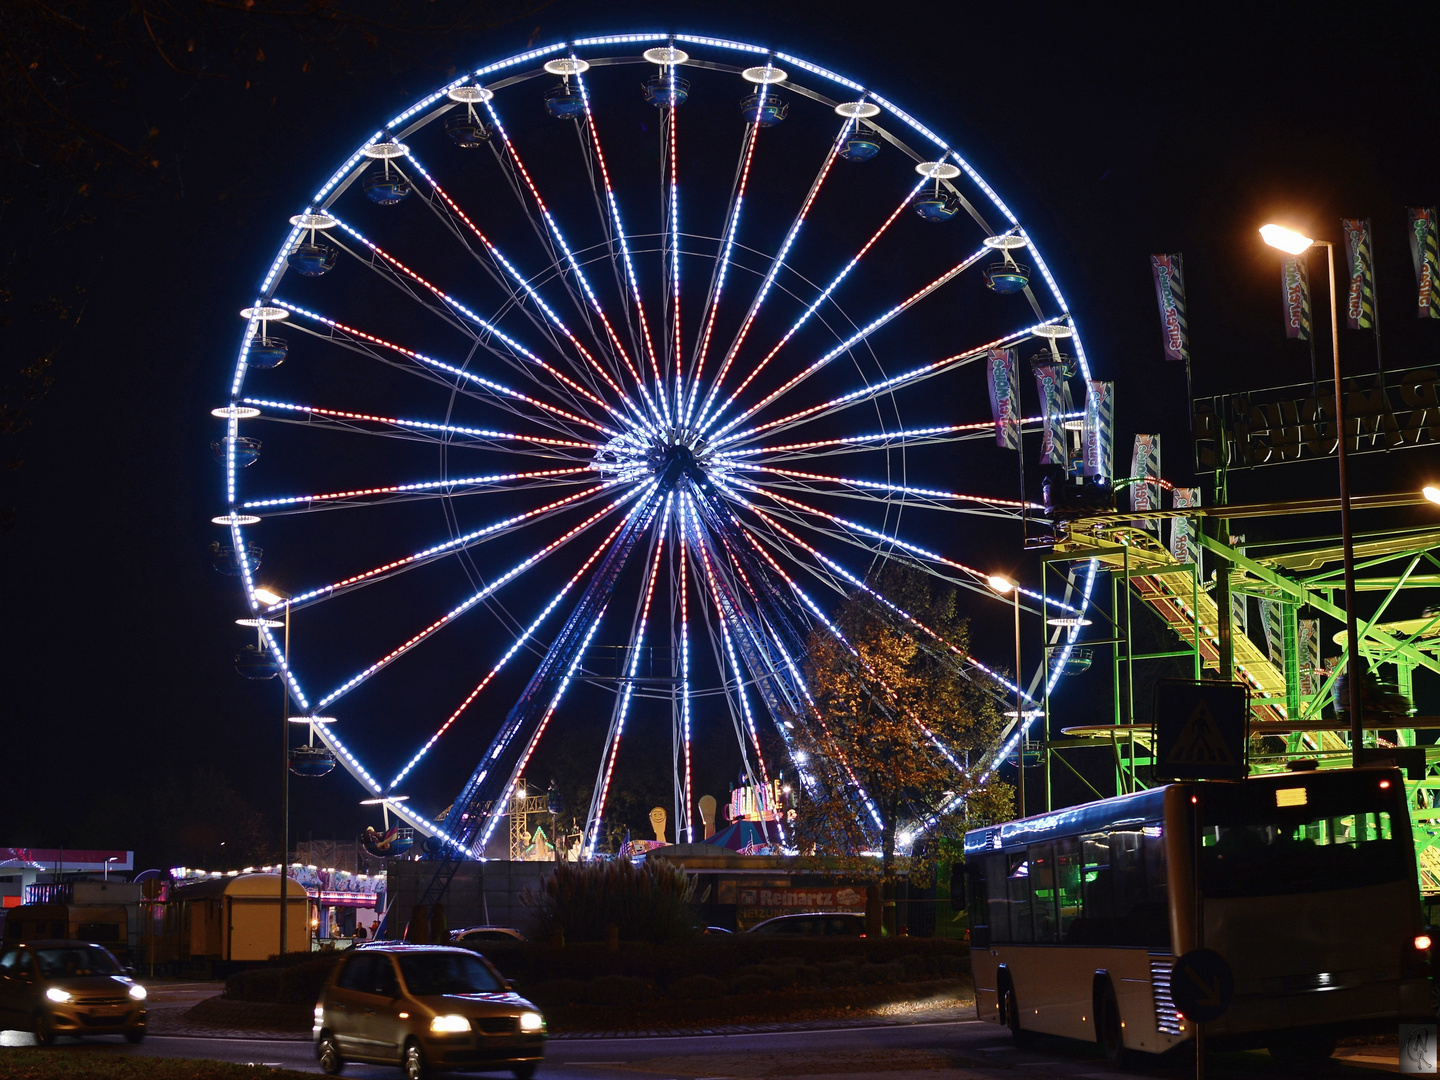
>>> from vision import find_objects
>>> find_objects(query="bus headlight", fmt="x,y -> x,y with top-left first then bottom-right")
430,1014 -> 471,1033
519,1011 -> 544,1032
46,988 -> 73,1003
1416,934 -> 1432,951
128,983 -> 148,1001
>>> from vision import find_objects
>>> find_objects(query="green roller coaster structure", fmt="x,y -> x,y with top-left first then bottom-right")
1031,486 -> 1440,896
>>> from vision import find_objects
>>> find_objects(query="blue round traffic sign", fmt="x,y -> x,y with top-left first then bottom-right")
1170,949 -> 1234,1023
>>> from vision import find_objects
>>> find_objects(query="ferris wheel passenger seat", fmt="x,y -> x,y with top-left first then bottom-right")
912,192 -> 961,222
838,130 -> 881,161
543,83 -> 586,119
246,337 -> 288,369
362,164 -> 411,205
289,241 -> 338,277
740,93 -> 788,127
445,111 -> 492,148
642,74 -> 691,107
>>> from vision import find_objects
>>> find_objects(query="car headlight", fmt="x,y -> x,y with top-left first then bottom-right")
519,1011 -> 544,1033
128,983 -> 148,1001
314,1005 -> 325,1022
430,1014 -> 471,1033
46,988 -> 73,1004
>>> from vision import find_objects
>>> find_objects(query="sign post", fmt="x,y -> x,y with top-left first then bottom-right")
1153,680 -> 1246,1080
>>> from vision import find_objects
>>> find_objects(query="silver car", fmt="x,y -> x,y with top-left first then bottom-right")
314,944 -> 545,1079
0,940 -> 147,1044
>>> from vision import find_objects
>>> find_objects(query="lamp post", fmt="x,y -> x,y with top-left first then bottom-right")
1260,225 -> 1363,765
988,574 -> 1024,816
253,586 -> 293,954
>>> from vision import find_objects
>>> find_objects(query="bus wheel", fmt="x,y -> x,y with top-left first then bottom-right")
1000,978 -> 1030,1046
1095,981 -> 1127,1068
1268,1035 -> 1336,1066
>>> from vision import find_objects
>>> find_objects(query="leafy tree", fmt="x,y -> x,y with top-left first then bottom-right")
787,563 -> 1013,883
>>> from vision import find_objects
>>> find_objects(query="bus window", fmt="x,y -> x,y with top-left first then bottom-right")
982,854 -> 1009,942
1202,805 -> 1405,898
1054,837 -> 1083,940
1006,853 -> 1034,943
1029,843 -> 1058,943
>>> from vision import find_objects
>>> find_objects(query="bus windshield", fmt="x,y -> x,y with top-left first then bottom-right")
1201,772 -> 1409,898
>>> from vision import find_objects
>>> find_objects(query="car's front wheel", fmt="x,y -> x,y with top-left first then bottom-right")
33,1011 -> 56,1046
512,1062 -> 537,1080
317,1032 -> 344,1075
402,1038 -> 429,1080
124,1028 -> 146,1044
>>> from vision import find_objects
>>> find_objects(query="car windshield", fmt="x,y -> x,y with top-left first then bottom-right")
397,952 -> 503,996
34,946 -> 122,977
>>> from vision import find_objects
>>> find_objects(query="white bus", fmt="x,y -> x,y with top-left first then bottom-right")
964,766 -> 1432,1065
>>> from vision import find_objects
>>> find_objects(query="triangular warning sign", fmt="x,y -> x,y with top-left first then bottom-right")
1164,699 -> 1235,765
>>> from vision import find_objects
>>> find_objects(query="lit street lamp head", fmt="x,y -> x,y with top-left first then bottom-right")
253,586 -> 289,606
987,574 -> 1016,594
1424,486 -> 1440,505
1259,223 -> 1315,254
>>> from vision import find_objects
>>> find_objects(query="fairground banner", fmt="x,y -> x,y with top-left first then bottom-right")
1169,487 -> 1200,564
986,347 -> 1021,449
1083,380 -> 1114,478
1130,433 -> 1161,533
1342,218 -> 1376,330
1193,364 -> 1440,471
1032,356 -> 1070,466
1407,208 -> 1440,318
1298,618 -> 1320,696
1281,253 -> 1312,340
1259,598 -> 1283,665
1150,253 -> 1190,362
1230,534 -> 1249,640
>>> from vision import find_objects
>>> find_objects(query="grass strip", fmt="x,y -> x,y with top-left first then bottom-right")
0,1049 -> 312,1079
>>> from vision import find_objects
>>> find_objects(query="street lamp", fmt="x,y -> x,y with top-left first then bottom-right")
104,856 -> 118,882
253,584 -> 294,955
1423,486 -> 1440,506
988,574 -> 1025,816
1261,223 -> 1363,764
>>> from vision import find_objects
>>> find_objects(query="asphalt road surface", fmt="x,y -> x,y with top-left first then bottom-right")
0,1019 -> 1401,1078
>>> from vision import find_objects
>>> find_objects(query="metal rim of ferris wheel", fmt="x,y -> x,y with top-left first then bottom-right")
210,32 -> 1100,858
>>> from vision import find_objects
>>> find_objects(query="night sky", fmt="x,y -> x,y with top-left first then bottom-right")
5,1 -> 1439,872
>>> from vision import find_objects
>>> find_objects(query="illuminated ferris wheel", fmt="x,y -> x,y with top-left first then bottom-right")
211,34 -> 1097,857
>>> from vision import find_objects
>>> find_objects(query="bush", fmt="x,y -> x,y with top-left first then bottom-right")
525,978 -> 589,1007
522,859 -> 696,944
225,968 -> 281,1002
858,960 -> 905,985
727,973 -> 771,996
668,974 -> 726,1001
585,974 -> 656,1007
278,955 -> 341,1003
901,953 -> 935,981
818,960 -> 860,987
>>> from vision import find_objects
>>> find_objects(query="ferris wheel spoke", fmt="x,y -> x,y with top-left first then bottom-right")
325,218 -> 632,425
574,72 -> 670,423
732,465 -> 1036,515
663,102 -> 682,421
697,176 -> 926,438
391,499 -> 655,792
272,299 -> 619,440
313,481 -> 660,711
585,499 -> 671,854
239,466 -> 597,516
479,96 -> 656,417
718,418 -> 1047,461
715,316 -> 1073,448
402,152 -> 662,432
681,102 -> 767,428
240,397 -> 604,462
708,245 -> 990,442
693,125 -> 844,432
284,480 -> 643,618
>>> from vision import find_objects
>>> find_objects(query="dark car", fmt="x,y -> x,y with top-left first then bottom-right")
747,912 -> 867,936
314,944 -> 545,1079
0,940 -> 147,1044
451,926 -> 525,946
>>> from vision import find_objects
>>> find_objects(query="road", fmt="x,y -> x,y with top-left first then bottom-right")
0,1017 -> 1400,1078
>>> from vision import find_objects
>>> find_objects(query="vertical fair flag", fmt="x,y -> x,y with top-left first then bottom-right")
986,348 -> 1021,449
1297,619 -> 1320,697
1150,254 -> 1191,362
1259,598 -> 1283,665
1129,434 -> 1161,533
1083,381 -> 1114,479
1032,355 -> 1071,466
1408,208 -> 1440,318
1281,253 -> 1312,339
1229,534 -> 1249,641
1170,487 -> 1200,564
1342,218 -> 1376,330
